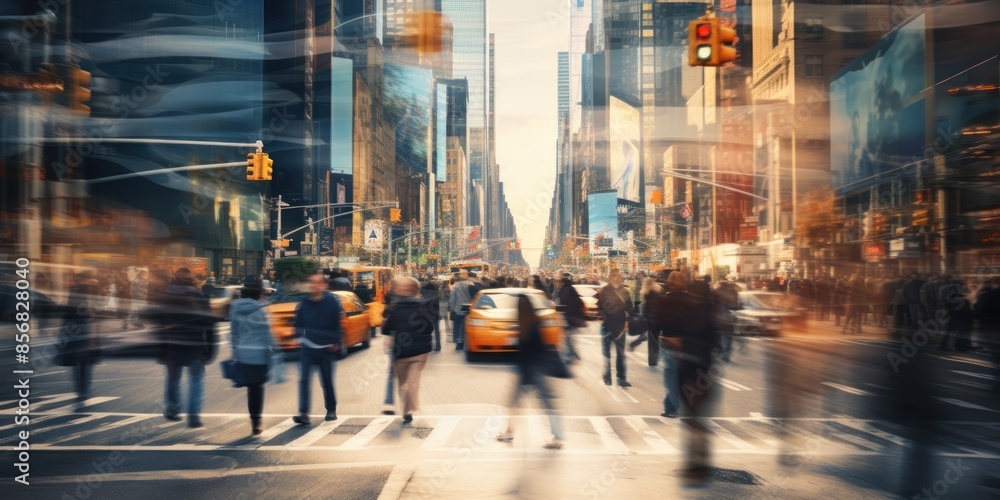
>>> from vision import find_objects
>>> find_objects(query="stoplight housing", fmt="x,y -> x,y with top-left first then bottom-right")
688,18 -> 737,67
390,208 -> 402,223
416,11 -> 443,56
259,152 -> 273,181
246,152 -> 257,180
69,65 -> 91,116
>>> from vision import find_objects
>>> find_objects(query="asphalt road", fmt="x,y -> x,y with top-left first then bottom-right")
2,317 -> 999,498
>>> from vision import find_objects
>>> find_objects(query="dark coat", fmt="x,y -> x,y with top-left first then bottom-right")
515,322 -> 545,386
418,283 -> 441,323
657,289 -> 719,366
556,284 -> 586,326
597,285 -> 634,333
61,283 -> 100,364
155,281 -> 217,363
384,297 -> 435,359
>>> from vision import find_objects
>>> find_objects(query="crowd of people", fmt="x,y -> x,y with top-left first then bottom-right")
45,263 -> 1000,486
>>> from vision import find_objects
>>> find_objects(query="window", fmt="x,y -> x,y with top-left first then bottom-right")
805,55 -> 823,76
802,19 -> 823,40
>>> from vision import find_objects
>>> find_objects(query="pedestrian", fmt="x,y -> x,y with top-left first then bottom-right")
448,270 -> 475,351
596,269 -> 634,387
496,294 -> 565,450
973,277 -> 1000,390
155,268 -> 217,427
531,275 -> 549,298
61,271 -> 101,411
292,272 -> 344,425
656,271 -> 689,418
229,276 -> 277,435
663,271 -> 721,483
554,274 -> 585,364
128,269 -> 148,329
201,275 -> 216,297
381,278 -> 400,415
714,280 -> 740,363
384,276 -> 435,424
628,277 -> 662,367
419,279 -> 442,351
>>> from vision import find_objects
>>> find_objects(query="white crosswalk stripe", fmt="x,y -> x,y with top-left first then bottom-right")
3,412 -> 1000,459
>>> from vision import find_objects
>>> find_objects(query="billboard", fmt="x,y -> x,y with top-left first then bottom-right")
609,96 -> 641,203
364,220 -> 384,251
588,191 -> 618,256
384,64 -> 434,173
830,14 -> 926,193
330,57 -> 354,175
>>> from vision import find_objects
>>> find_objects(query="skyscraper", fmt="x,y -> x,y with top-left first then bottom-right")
440,0 -> 488,227
558,52 -> 570,128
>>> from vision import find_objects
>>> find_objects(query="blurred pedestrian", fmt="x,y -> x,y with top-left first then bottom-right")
597,269 -> 634,387
419,279 -> 442,351
292,272 -> 344,425
127,269 -> 148,329
629,277 -> 662,367
530,275 -> 549,298
201,275 -> 216,297
714,280 -> 740,363
497,295 -> 565,450
229,276 -> 276,435
555,274 -> 585,364
384,276 -> 435,424
155,268 -> 217,427
115,270 -> 131,329
61,271 -> 101,411
657,271 -> 689,418
448,270 -> 474,351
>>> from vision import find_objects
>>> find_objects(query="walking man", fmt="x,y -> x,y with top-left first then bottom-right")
555,274 -> 585,364
292,272 -> 344,424
448,270 -> 475,351
597,269 -> 634,387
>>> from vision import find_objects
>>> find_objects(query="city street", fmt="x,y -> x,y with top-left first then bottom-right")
3,318 -> 1000,499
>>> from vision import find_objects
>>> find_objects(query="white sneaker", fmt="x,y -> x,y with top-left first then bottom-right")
543,438 -> 563,450
497,430 -> 514,442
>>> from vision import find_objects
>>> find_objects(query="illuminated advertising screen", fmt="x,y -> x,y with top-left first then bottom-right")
588,191 -> 618,255
609,96 -> 641,203
436,84 -> 448,181
830,14 -> 926,193
385,64 -> 434,173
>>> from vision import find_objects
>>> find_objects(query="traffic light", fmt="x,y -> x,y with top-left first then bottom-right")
651,188 -> 663,205
416,11 -> 443,56
688,18 -> 737,67
259,152 -> 273,181
390,208 -> 402,223
246,152 -> 258,180
913,208 -> 932,228
68,64 -> 91,116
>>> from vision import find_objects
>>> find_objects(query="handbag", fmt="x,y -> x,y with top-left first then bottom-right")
220,359 -> 248,388
627,316 -> 648,336
540,348 -> 572,379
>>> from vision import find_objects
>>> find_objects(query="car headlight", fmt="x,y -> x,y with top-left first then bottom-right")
468,318 -> 488,327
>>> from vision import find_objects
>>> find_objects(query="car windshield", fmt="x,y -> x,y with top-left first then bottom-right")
475,292 -> 553,310
574,285 -> 599,298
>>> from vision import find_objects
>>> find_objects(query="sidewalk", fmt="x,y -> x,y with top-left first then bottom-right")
391,449 -> 996,499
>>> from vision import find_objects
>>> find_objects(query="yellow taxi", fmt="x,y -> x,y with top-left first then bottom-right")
341,265 -> 393,328
462,288 -> 565,362
267,290 -> 373,357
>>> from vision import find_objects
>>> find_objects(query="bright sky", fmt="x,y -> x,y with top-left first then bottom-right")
491,0 -> 569,269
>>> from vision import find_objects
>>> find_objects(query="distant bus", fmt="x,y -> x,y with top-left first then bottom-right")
450,262 -> 490,277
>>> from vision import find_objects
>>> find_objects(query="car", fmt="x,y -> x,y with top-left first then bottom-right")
208,285 -> 242,320
462,287 -> 565,362
732,291 -> 808,337
266,290 -> 373,357
572,284 -> 601,320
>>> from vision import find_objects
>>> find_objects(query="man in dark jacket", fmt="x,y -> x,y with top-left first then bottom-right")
156,268 -> 217,427
385,276 -> 435,423
555,275 -> 585,363
419,279 -> 442,351
292,272 -> 345,425
597,269 -> 634,387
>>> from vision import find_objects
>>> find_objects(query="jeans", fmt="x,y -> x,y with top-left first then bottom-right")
384,353 -> 395,406
242,364 -> 268,420
74,356 -> 93,401
298,347 -> 337,414
601,324 -> 627,382
433,316 -> 442,349
165,358 -> 205,417
564,325 -> 580,361
660,347 -> 681,413
453,313 -> 467,347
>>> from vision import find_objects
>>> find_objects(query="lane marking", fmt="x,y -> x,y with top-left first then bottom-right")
37,396 -> 118,413
821,382 -> 872,396
953,370 -> 999,381
1,392 -> 77,411
929,355 -> 997,369
934,397 -> 999,413
49,415 -> 150,445
419,416 -> 460,450
826,431 -> 885,452
832,417 -> 907,447
588,417 -> 629,454
700,419 -> 758,451
378,464 -> 417,500
719,378 -> 753,391
749,412 -> 764,418
338,416 -> 396,449
624,416 -> 677,454
286,419 -> 345,448
234,417 -> 297,449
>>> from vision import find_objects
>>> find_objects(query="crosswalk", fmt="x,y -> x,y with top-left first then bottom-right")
3,398 -> 1000,459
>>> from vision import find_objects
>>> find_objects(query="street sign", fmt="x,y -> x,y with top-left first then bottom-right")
364,220 -> 384,251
